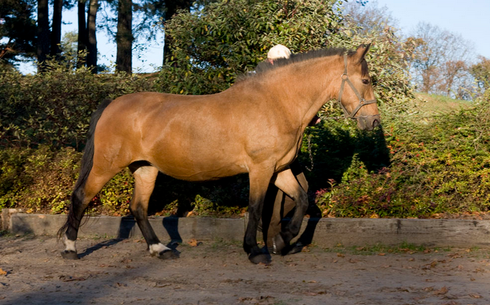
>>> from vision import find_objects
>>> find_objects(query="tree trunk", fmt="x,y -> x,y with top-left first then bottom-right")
87,0 -> 98,73
37,0 -> 50,72
51,0 -> 63,58
77,0 -> 87,69
162,0 -> 192,66
116,0 -> 133,73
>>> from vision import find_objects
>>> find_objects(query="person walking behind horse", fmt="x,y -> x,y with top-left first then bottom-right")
260,44 -> 322,255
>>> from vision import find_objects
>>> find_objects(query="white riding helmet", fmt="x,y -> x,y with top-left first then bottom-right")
267,44 -> 291,60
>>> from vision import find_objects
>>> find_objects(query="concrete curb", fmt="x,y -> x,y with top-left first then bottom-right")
2,210 -> 490,248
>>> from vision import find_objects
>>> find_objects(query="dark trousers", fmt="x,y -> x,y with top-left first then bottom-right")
262,161 -> 322,249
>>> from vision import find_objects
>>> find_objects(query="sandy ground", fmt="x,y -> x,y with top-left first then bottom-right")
1,235 -> 490,305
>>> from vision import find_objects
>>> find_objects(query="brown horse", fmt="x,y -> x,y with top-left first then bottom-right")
59,45 -> 380,264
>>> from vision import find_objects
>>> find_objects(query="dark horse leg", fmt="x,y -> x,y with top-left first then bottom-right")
129,163 -> 177,259
243,167 -> 274,265
60,168 -> 120,259
271,169 -> 309,255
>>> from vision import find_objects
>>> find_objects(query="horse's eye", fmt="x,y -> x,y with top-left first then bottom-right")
362,79 -> 370,85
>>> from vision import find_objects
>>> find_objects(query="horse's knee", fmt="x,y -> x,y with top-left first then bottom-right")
129,203 -> 145,219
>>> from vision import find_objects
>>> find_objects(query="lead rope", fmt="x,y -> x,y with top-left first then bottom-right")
305,133 -> 314,172
305,54 -> 378,171
305,55 -> 348,172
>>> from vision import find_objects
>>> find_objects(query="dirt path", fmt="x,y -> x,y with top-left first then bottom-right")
1,235 -> 490,305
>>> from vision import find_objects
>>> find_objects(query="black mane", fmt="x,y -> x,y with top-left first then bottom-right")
239,47 -> 368,82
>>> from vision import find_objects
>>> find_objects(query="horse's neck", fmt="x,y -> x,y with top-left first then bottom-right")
267,57 -> 340,128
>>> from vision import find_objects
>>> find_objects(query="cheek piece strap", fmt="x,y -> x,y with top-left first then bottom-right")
337,54 -> 377,120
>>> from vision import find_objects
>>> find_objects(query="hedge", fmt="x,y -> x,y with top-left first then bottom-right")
0,66 -> 488,218
1,50 -> 489,218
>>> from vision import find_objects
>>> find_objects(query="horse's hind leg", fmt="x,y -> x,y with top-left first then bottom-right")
129,163 -> 176,259
271,168 -> 309,255
61,169 -> 120,259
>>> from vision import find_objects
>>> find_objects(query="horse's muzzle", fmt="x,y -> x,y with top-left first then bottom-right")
357,114 -> 381,131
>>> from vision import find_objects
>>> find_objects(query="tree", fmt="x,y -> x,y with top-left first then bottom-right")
87,0 -> 98,71
160,0 -> 344,94
342,0 -> 398,35
77,0 -> 87,68
59,30 -> 78,66
158,0 -> 413,107
37,0 -> 50,71
76,0 -> 98,71
338,0 -> 415,104
408,22 -> 474,98
115,0 -> 133,72
0,0 -> 37,68
99,0 -> 201,73
162,0 -> 193,64
131,0 -> 195,66
51,0 -> 63,58
470,56 -> 490,95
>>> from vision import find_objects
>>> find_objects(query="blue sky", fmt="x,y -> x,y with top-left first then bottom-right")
375,0 -> 490,58
19,0 -> 490,73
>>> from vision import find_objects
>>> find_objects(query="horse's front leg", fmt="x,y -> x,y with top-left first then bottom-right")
244,168 -> 274,265
271,168 -> 309,255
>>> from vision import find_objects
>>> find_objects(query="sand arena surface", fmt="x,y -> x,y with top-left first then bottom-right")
1,235 -> 490,305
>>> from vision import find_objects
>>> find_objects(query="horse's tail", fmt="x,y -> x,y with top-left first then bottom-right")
57,99 -> 113,239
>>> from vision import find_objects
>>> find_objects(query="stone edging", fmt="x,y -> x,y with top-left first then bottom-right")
2,210 -> 490,248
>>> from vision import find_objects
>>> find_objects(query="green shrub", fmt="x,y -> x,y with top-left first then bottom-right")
316,100 -> 490,218
158,0 -> 346,95
0,62 -> 156,150
0,146 -> 80,213
0,145 -> 249,216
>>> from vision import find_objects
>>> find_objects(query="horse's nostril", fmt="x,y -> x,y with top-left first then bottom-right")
373,119 -> 380,128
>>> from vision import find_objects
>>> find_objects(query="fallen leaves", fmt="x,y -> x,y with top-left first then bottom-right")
447,252 -> 463,259
187,239 -> 203,247
0,268 -> 7,276
422,260 -> 439,270
433,286 -> 449,296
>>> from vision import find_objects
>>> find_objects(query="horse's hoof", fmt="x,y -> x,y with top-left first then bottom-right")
157,249 -> 179,260
61,250 -> 79,260
289,242 -> 306,255
272,234 -> 287,255
249,252 -> 271,265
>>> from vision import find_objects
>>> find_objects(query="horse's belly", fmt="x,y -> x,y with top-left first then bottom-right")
146,146 -> 247,182
154,161 -> 247,181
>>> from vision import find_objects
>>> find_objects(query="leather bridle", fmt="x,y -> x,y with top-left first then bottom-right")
337,54 -> 377,120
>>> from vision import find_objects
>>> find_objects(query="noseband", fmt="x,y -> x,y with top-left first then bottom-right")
337,54 -> 377,119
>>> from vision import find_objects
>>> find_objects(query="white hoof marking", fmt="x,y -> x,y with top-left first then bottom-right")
149,243 -> 171,255
63,234 -> 77,252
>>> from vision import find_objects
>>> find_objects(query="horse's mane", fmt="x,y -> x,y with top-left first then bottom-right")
238,47 -> 368,83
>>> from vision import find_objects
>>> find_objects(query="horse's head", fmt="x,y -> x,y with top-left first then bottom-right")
337,44 -> 380,131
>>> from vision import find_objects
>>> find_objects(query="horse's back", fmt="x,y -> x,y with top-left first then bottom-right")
92,92 -> 260,180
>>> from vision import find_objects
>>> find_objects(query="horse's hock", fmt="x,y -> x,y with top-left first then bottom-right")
4,211 -> 490,248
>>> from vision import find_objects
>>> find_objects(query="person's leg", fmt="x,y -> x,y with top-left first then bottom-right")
263,186 -> 285,249
265,161 -> 310,253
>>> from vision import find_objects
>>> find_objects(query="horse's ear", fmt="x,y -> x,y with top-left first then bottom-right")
353,43 -> 371,63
